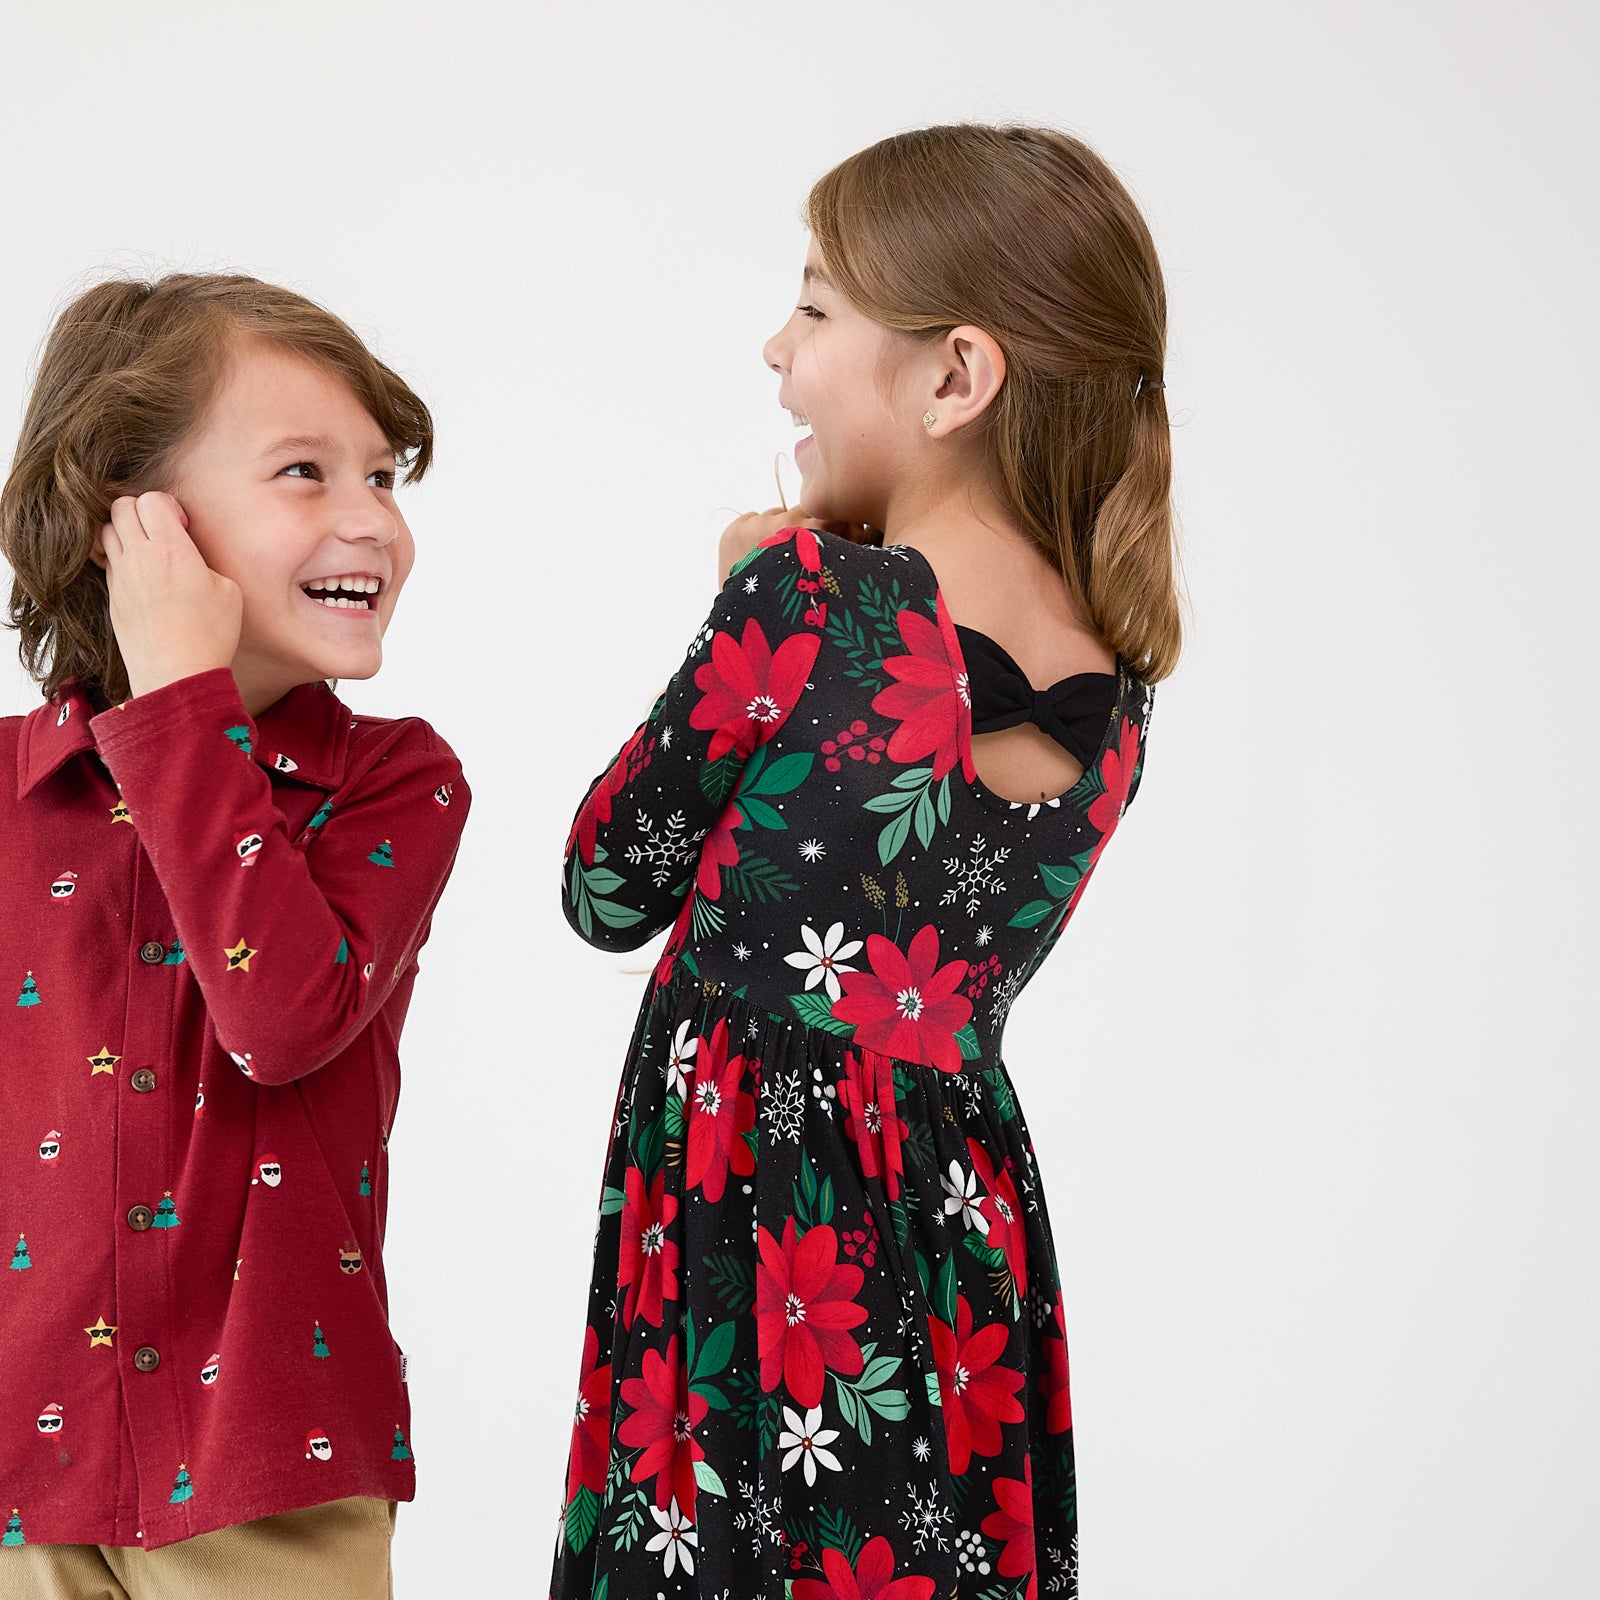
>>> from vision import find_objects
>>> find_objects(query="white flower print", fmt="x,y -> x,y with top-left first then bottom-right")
782,921 -> 863,1004
778,1405 -> 843,1486
941,1159 -> 984,1230
645,1497 -> 698,1576
664,1020 -> 697,1099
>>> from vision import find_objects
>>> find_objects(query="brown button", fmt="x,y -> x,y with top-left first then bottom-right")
133,1346 -> 160,1373
127,1205 -> 154,1231
139,941 -> 167,965
131,1068 -> 157,1093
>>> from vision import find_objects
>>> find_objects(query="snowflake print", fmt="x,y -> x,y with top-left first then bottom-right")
975,924 -> 994,946
912,1436 -> 931,1463
624,811 -> 707,887
760,1068 -> 806,1144
900,1481 -> 953,1553
732,1478 -> 782,1559
989,965 -> 1027,1029
941,833 -> 1010,916
733,941 -> 752,961
798,837 -> 825,862
1045,1533 -> 1080,1592
659,724 -> 673,750
743,571 -> 760,594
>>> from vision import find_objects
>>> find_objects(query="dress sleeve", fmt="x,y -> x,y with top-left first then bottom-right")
562,527 -> 826,952
90,668 -> 471,1086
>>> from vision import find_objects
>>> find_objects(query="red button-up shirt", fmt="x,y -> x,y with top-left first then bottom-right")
0,667 -> 469,1548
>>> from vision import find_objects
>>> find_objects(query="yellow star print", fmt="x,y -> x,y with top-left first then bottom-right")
88,1045 -> 121,1076
224,939 -> 257,972
85,1316 -> 117,1348
109,797 -> 131,825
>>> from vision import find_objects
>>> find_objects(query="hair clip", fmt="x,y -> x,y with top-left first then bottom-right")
1133,372 -> 1166,401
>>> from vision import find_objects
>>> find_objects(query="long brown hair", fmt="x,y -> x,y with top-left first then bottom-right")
1,273 -> 434,704
805,123 -> 1182,681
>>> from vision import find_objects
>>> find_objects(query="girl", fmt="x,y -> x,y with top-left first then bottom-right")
552,123 -> 1176,1599
0,275 -> 470,1598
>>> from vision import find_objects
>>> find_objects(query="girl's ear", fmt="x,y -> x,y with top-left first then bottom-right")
87,534 -> 108,572
933,326 -> 1007,432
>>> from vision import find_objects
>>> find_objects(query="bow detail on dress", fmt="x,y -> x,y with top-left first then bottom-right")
954,624 -> 1117,770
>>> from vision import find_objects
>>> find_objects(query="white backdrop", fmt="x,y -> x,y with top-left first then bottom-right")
2,2 -> 1595,1594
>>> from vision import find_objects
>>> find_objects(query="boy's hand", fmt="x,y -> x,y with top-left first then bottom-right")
717,507 -> 878,587
98,492 -> 243,700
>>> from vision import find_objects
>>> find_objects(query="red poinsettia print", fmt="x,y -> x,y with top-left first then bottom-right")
568,725 -> 652,866
617,1333 -> 708,1516
690,617 -> 821,762
617,1165 -> 679,1330
968,1136 -> 1028,1305
927,1292 -> 1025,1475
1088,714 -> 1141,840
756,1217 -> 868,1408
791,1534 -> 937,1600
871,593 -> 974,782
685,1018 -> 756,1203
835,1047 -> 907,1201
565,1323 -> 612,1500
981,1454 -> 1038,1600
695,802 -> 743,900
1039,1289 -> 1073,1434
832,925 -> 973,1074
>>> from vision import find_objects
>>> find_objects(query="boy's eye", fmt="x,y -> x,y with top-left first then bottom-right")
367,468 -> 397,490
798,304 -> 825,321
282,461 -> 319,480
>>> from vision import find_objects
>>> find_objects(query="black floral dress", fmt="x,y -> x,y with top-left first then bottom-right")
550,527 -> 1152,1600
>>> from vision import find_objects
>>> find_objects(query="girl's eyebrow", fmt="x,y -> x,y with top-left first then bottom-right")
802,264 -> 834,289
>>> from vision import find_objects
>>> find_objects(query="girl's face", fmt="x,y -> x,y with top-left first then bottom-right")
762,244 -> 925,530
165,340 -> 413,709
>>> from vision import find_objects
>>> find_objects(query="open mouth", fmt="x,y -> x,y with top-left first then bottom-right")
300,576 -> 380,611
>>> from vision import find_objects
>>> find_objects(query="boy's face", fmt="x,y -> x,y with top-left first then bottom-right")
761,242 -> 925,531
165,340 -> 414,709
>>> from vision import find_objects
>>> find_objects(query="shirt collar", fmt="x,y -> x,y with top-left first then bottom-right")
16,676 -> 354,800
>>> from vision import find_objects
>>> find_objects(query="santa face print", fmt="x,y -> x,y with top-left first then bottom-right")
254,1157 -> 283,1188
433,782 -> 453,808
38,1133 -> 61,1162
236,832 -> 264,865
195,1085 -> 205,1114
305,1430 -> 333,1462
50,872 -> 76,899
231,1051 -> 255,1078
200,1356 -> 221,1386
37,1406 -> 63,1435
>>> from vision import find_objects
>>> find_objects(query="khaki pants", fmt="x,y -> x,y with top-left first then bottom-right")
0,1496 -> 397,1600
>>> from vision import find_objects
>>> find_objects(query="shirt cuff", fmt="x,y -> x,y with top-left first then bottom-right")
89,667 -> 251,757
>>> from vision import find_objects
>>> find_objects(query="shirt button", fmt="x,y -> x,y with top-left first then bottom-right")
131,1068 -> 158,1093
133,1346 -> 161,1373
127,1205 -> 154,1231
139,941 -> 167,965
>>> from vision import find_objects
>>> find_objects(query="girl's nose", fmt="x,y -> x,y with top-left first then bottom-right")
762,325 -> 790,374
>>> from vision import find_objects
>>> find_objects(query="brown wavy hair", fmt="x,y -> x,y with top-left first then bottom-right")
805,123 -> 1182,681
1,273 -> 434,704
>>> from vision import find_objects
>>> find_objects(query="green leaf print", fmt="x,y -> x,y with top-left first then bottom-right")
631,1106 -> 666,1185
982,1067 -> 1017,1121
933,1249 -> 959,1327
787,990 -> 854,1035
794,1151 -> 836,1231
953,1023 -> 982,1061
699,751 -> 743,808
689,893 -> 726,942
704,1252 -> 756,1315
1010,846 -> 1099,929
692,1320 -> 736,1381
740,747 -> 814,799
903,1120 -> 936,1170
721,854 -> 801,903
599,1186 -> 626,1217
831,1341 -> 911,1445
693,1458 -> 728,1498
787,1504 -> 867,1566
567,847 -> 648,940
607,1486 -> 648,1552
563,1485 -> 599,1554
735,795 -> 787,831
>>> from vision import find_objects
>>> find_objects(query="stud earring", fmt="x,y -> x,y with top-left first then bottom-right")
922,412 -> 936,430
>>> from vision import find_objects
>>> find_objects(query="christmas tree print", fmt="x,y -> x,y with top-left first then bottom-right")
391,1426 -> 412,1461
308,800 -> 334,830
224,725 -> 251,755
359,1161 -> 372,1197
367,839 -> 394,868
152,1193 -> 180,1230
169,1464 -> 194,1503
2,1508 -> 23,1546
162,939 -> 186,966
16,972 -> 40,1008
313,1321 -> 330,1359
336,937 -> 349,964
9,1235 -> 31,1271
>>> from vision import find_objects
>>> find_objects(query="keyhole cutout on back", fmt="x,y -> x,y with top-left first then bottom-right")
969,721 -> 1089,805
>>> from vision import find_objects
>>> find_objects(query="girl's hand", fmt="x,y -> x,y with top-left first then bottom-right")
717,507 -> 878,587
98,491 -> 243,700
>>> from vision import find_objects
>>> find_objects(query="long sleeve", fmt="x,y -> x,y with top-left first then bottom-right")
90,668 -> 471,1085
562,527 -> 826,952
